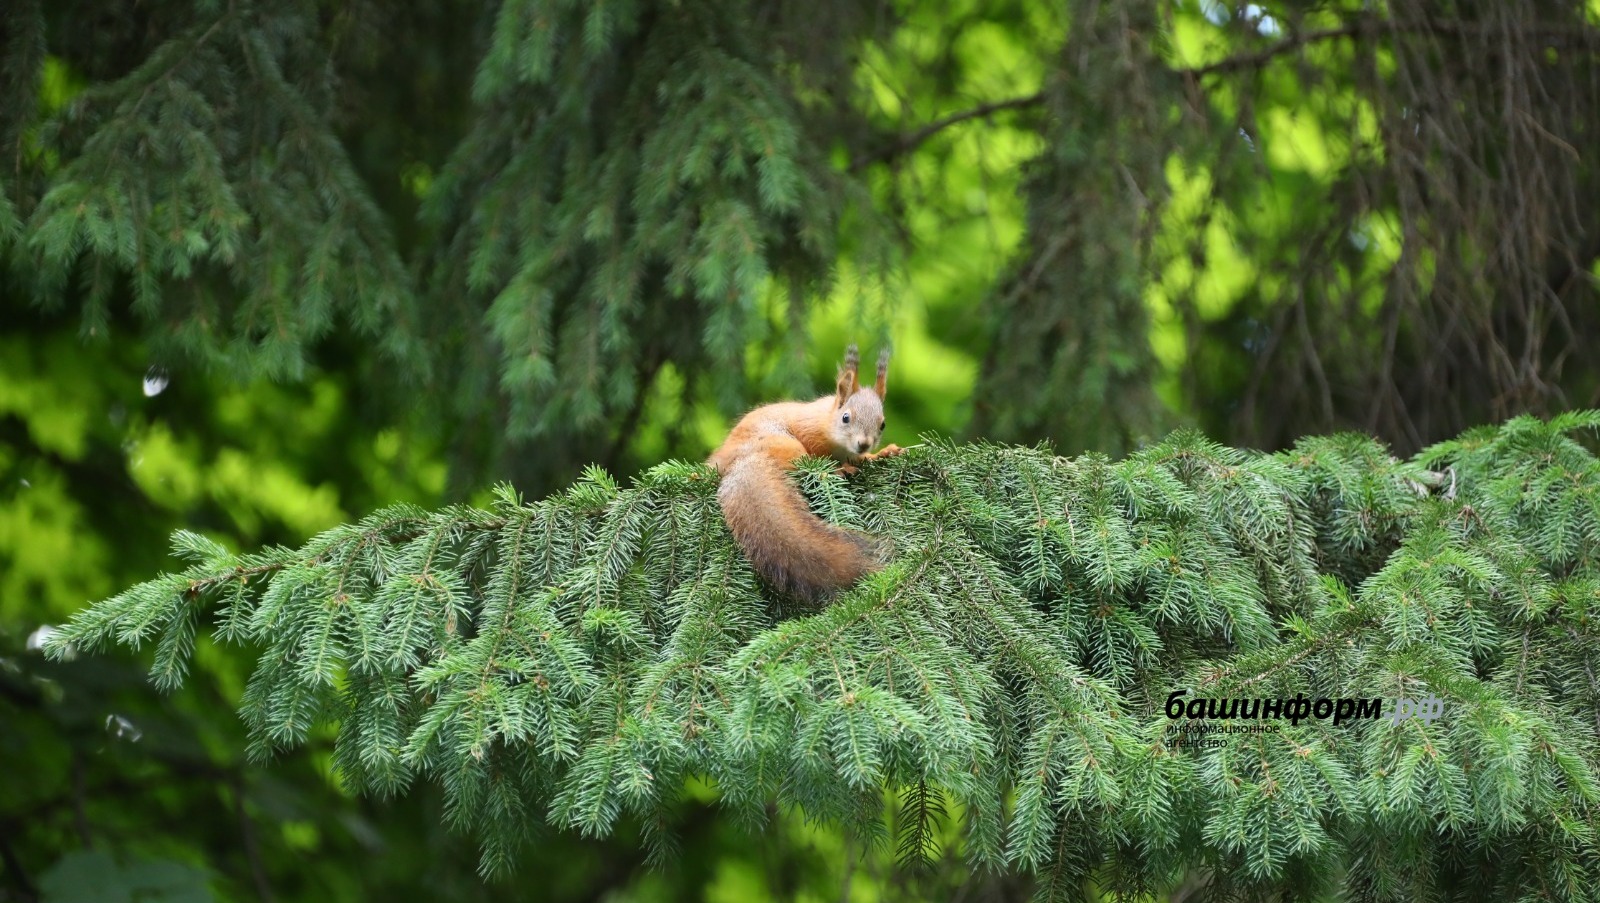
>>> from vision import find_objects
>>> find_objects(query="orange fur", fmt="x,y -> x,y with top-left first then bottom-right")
708,347 -> 902,601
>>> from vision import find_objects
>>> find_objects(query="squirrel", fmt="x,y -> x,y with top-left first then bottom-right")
708,344 -> 904,601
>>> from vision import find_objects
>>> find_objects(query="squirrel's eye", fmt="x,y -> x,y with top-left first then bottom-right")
841,413 -> 851,424
881,420 -> 886,430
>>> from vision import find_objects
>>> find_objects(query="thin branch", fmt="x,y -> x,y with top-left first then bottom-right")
852,16 -> 1598,170
1184,23 -> 1367,78
848,92 -> 1044,172
1187,16 -> 1598,78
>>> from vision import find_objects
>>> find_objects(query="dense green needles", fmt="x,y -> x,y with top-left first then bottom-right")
51,415 -> 1600,899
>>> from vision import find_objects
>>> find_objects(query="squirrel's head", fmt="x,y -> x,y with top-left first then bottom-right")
828,344 -> 889,461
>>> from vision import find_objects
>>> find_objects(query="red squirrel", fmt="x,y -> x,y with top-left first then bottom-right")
707,345 -> 904,601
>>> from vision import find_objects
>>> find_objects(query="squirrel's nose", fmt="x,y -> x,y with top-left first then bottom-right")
856,439 -> 870,452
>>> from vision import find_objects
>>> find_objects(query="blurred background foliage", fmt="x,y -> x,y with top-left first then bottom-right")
1,0 -> 1597,900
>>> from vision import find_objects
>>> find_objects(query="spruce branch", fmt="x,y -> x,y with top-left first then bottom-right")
46,416 -> 1600,895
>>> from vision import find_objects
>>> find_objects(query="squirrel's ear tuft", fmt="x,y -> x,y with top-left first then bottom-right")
874,347 -> 890,400
836,344 -> 860,405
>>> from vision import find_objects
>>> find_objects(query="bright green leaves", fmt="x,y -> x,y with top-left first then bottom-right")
1151,2 -> 1600,457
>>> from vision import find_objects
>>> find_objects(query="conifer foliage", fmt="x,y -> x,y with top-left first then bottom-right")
51,414 -> 1600,900
2,0 -> 886,488
10,0 -> 424,377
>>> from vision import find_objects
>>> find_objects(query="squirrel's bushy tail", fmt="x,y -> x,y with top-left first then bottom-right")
717,455 -> 883,602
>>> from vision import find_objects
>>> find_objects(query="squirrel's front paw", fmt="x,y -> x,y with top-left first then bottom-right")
863,444 -> 904,462
834,463 -> 861,476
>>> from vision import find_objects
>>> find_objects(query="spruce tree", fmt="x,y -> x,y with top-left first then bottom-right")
2,0 -> 895,495
50,413 -> 1600,901
12,1 -> 1595,489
